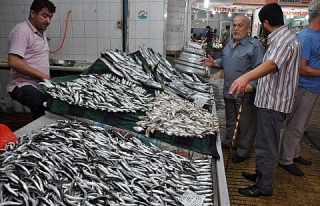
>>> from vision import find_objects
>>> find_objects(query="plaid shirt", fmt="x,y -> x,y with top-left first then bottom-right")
255,25 -> 301,113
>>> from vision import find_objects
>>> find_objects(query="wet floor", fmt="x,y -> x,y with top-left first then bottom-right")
210,74 -> 320,206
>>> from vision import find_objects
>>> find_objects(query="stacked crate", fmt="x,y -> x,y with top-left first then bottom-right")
166,0 -> 187,57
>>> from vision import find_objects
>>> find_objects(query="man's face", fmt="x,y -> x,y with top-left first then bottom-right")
261,21 -> 270,36
30,7 -> 54,32
232,16 -> 250,42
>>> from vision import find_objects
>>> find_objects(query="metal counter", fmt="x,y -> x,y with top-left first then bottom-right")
0,61 -> 91,73
14,112 -> 230,205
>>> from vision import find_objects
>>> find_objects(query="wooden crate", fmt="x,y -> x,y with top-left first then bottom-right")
166,50 -> 181,58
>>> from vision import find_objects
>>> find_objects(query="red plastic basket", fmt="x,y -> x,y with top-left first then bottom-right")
0,124 -> 18,149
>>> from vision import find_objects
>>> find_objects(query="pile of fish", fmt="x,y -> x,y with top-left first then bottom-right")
138,45 -> 214,105
100,49 -> 162,91
0,120 -> 214,205
100,46 -> 213,105
135,92 -> 219,138
42,73 -> 153,112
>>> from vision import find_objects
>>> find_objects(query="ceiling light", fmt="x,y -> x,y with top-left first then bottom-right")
212,10 -> 216,15
228,12 -> 232,17
204,0 -> 209,9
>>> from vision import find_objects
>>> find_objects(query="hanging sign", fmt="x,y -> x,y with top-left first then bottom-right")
279,0 -> 311,4
138,10 -> 148,20
212,7 -> 236,13
283,10 -> 308,16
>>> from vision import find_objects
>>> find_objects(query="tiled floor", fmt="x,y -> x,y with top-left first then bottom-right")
210,77 -> 320,206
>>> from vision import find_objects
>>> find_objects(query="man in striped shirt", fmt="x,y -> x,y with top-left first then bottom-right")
229,3 -> 301,197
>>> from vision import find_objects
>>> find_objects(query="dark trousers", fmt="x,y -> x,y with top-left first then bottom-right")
255,108 -> 285,194
206,41 -> 213,57
223,96 -> 257,157
8,85 -> 46,120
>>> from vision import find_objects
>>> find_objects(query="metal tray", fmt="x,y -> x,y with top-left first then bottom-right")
52,60 -> 76,67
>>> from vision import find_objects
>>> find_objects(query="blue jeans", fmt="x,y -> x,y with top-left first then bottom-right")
8,85 -> 46,120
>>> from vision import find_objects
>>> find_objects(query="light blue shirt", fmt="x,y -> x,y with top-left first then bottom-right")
297,26 -> 320,93
211,35 -> 265,100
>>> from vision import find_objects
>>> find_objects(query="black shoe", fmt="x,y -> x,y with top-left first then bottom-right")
293,156 -> 311,166
242,172 -> 257,182
221,143 -> 236,150
238,185 -> 272,197
232,154 -> 249,163
278,163 -> 304,176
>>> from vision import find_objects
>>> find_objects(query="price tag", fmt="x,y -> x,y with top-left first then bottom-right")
179,189 -> 205,206
194,96 -> 207,108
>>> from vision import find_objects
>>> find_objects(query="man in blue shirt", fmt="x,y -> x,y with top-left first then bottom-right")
200,15 -> 265,163
278,0 -> 320,177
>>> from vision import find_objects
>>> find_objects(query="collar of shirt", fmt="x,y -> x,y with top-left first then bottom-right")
25,18 -> 46,37
267,25 -> 287,47
229,35 -> 250,47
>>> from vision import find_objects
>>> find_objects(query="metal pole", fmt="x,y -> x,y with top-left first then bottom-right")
225,94 -> 245,172
123,0 -> 129,52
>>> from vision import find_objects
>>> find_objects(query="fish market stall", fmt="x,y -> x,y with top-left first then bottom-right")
42,46 -> 220,157
4,45 -> 230,205
10,111 -> 229,205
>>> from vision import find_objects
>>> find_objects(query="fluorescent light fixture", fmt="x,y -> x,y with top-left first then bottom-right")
228,12 -> 232,17
204,0 -> 209,9
293,18 -> 305,21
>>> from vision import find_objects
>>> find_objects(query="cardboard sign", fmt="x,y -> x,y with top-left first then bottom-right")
179,189 -> 206,206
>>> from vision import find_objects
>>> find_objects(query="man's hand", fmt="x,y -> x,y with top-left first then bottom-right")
244,84 -> 253,93
200,55 -> 219,67
229,75 -> 249,98
41,73 -> 51,80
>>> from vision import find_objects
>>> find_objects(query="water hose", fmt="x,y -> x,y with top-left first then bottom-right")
50,10 -> 71,54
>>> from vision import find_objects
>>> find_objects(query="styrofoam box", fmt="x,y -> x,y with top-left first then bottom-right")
166,44 -> 182,51
12,100 -> 24,113
0,97 -> 12,113
23,105 -> 31,113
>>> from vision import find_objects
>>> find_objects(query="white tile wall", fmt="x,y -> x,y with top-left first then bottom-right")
71,21 -> 85,38
96,3 -> 110,21
0,0 -> 170,98
128,0 -> 167,55
71,3 -> 84,21
166,0 -> 187,52
13,5 -> 27,22
2,5 -> 14,22
0,0 -> 169,59
73,38 -> 86,55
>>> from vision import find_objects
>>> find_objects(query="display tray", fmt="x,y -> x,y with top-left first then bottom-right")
9,112 -> 218,206
45,58 -> 219,158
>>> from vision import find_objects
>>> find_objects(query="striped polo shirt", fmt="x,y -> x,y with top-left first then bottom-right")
254,25 -> 301,113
